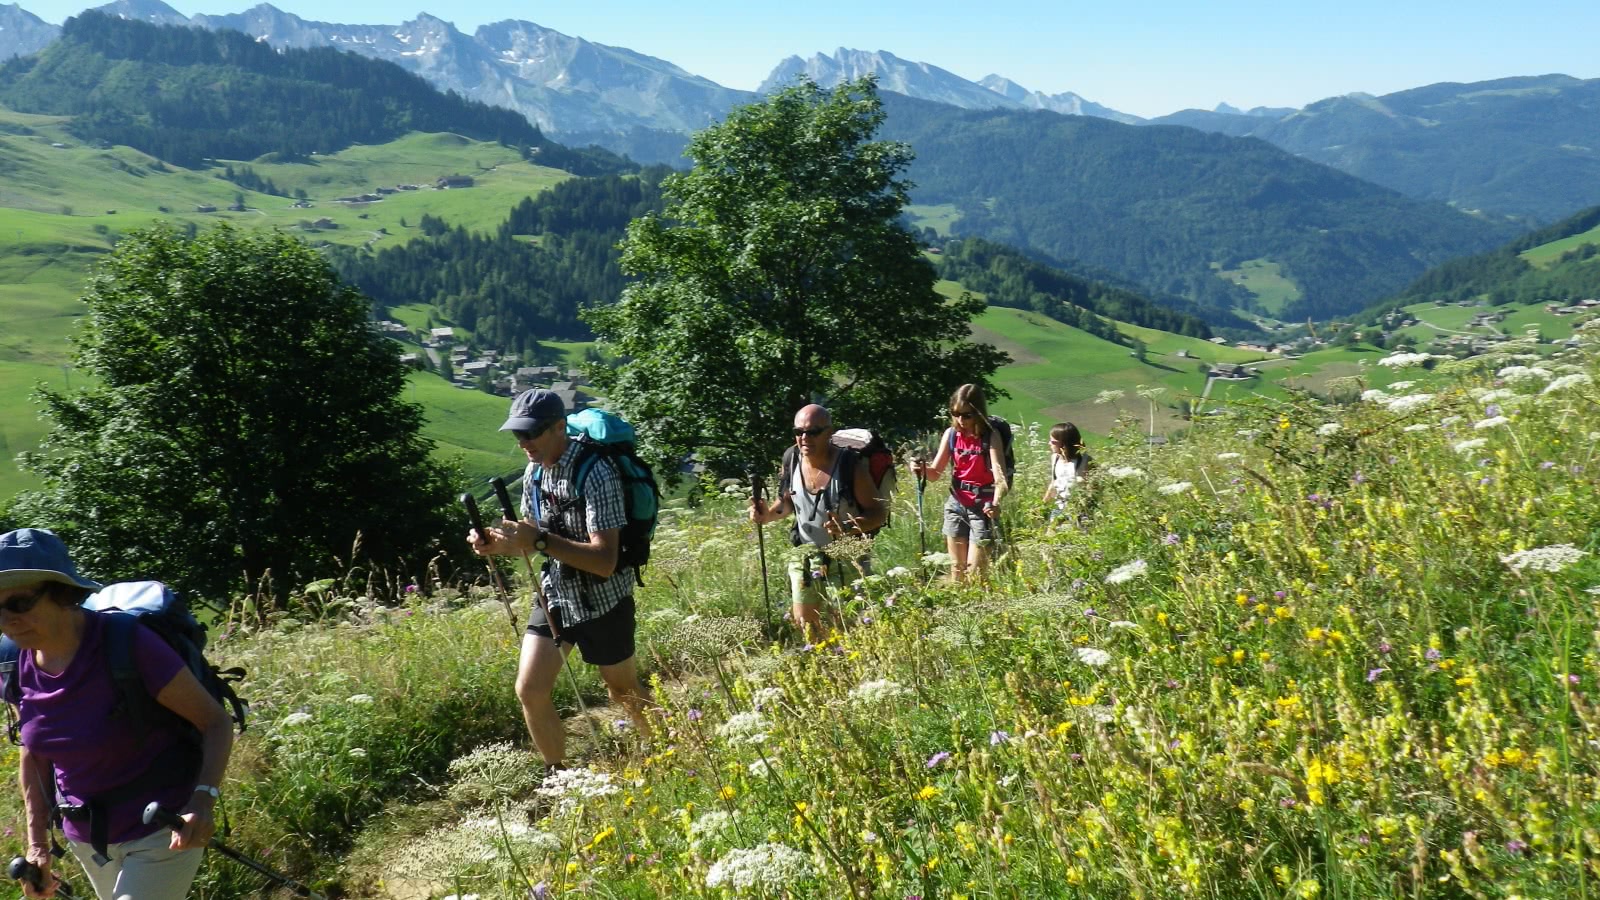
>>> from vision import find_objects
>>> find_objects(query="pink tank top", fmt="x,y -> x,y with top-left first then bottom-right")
950,429 -> 993,508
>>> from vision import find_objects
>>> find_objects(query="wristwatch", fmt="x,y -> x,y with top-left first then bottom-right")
193,785 -> 220,800
532,530 -> 549,553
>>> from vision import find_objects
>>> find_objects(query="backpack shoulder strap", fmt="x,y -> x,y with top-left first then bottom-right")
780,446 -> 798,496
0,636 -> 20,707
834,447 -> 861,509
101,613 -> 155,728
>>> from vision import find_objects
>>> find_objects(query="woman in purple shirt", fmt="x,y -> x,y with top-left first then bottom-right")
0,529 -> 233,900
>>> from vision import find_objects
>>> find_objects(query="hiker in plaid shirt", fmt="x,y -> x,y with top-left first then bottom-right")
469,390 -> 651,774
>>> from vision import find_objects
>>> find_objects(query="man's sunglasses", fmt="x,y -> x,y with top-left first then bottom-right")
511,420 -> 560,442
792,427 -> 828,438
0,590 -> 44,615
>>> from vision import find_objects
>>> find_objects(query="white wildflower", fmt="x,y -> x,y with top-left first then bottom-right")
886,566 -> 911,578
1586,586 -> 1600,596
847,678 -> 912,705
1316,423 -> 1341,436
706,843 -> 813,890
1106,466 -> 1145,480
1108,620 -> 1139,630
1478,389 -> 1514,404
1082,705 -> 1117,724
1215,452 -> 1242,461
534,767 -> 619,812
1094,390 -> 1126,404
1439,415 -> 1463,426
1474,416 -> 1510,429
1384,394 -> 1435,414
348,747 -> 367,758
280,712 -> 313,727
747,759 -> 774,777
1075,647 -> 1112,667
751,687 -> 784,709
1497,365 -> 1552,385
689,810 -> 739,851
347,694 -> 375,705
1403,423 -> 1432,433
1387,380 -> 1416,391
716,712 -> 771,746
1361,389 -> 1392,403
1105,559 -> 1148,585
1452,438 -> 1488,454
1377,352 -> 1432,368
1542,373 -> 1592,395
1500,544 -> 1587,574
921,551 -> 956,567
1236,428 -> 1262,439
1158,481 -> 1193,495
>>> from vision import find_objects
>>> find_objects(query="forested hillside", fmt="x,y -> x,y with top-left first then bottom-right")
878,93 -> 1518,322
1376,204 -> 1600,310
0,12 -> 629,175
935,238 -> 1220,338
330,171 -> 669,352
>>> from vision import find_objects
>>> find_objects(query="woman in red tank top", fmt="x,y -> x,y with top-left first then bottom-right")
908,384 -> 1009,582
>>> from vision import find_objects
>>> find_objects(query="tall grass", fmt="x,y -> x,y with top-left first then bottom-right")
6,332 -> 1600,899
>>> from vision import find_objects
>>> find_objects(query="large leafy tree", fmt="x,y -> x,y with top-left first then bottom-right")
586,77 -> 1008,478
10,225 -> 457,604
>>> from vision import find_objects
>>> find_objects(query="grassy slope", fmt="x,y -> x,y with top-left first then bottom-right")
1212,258 -> 1302,315
1520,221 -> 1600,267
0,109 -> 570,501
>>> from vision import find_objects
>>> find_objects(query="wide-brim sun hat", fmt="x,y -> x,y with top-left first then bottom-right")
0,528 -> 103,592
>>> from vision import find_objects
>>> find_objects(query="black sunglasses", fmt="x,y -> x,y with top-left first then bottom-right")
792,426 -> 828,438
0,590 -> 44,615
512,420 -> 559,442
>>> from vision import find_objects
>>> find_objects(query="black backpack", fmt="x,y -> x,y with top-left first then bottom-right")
0,582 -> 248,744
948,415 -> 1017,486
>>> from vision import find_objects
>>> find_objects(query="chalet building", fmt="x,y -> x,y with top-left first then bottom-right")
436,175 -> 475,189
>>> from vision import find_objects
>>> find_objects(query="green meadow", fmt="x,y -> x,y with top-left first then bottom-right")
903,202 -> 963,237
1212,257 -> 1301,315
1520,221 -> 1600,267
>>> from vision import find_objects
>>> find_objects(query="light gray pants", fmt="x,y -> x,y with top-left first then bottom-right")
69,829 -> 205,900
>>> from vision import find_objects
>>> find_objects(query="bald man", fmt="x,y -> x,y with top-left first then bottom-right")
749,404 -> 887,641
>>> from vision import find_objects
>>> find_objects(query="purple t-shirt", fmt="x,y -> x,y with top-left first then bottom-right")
18,611 -> 193,846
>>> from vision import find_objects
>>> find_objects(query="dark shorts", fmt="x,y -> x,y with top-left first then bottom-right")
527,594 -> 637,666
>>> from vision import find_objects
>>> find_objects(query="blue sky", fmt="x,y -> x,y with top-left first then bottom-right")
25,0 -> 1600,117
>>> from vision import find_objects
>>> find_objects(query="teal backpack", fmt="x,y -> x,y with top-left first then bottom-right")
531,409 -> 661,584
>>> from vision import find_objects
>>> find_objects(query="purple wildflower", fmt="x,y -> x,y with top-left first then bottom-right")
1279,797 -> 1297,808
926,751 -> 951,768
1506,839 -> 1529,855
1425,648 -> 1442,661
990,730 -> 1011,746
1569,674 -> 1581,686
1378,642 -> 1392,654
1274,590 -> 1286,600
1540,461 -> 1556,470
404,583 -> 418,593
1486,403 -> 1502,418
1480,477 -> 1493,487
1163,532 -> 1180,546
532,881 -> 550,899
1352,471 -> 1366,485
687,709 -> 702,721
1083,607 -> 1098,618
1366,668 -> 1385,683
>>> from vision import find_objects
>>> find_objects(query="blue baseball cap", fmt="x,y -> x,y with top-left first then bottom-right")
0,528 -> 103,592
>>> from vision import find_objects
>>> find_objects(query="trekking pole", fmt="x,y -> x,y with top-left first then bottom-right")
462,493 -> 521,637
749,469 -> 774,639
491,478 -> 602,749
9,857 -> 81,900
141,805 -> 326,900
913,455 -> 927,558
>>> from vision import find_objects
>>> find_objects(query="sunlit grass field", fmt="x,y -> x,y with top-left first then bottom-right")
6,328 -> 1593,898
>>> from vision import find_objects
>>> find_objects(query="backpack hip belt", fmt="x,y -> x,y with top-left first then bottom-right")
57,740 -> 200,865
